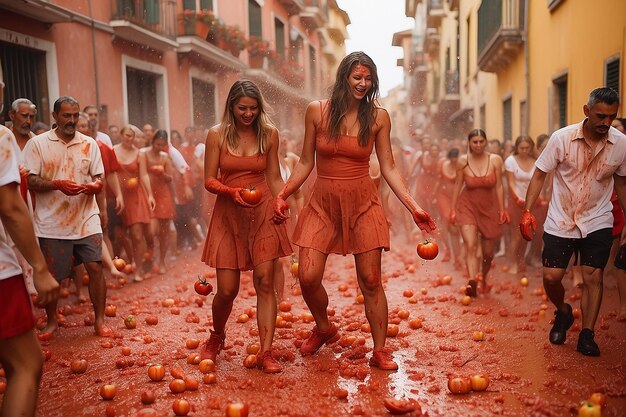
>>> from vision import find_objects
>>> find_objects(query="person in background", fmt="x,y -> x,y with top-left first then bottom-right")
83,105 -> 113,148
433,148 -> 462,270
142,123 -> 155,146
274,52 -> 436,371
9,98 -> 36,150
450,129 -> 509,297
107,124 -> 120,146
520,88 -> 626,356
200,80 -> 291,373
32,122 -> 48,136
24,96 -> 110,337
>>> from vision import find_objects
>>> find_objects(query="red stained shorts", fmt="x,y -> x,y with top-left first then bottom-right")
0,275 -> 35,340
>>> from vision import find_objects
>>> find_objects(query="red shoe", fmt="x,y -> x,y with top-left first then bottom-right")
369,349 -> 398,370
200,330 -> 225,362
256,350 -> 282,373
300,323 -> 340,355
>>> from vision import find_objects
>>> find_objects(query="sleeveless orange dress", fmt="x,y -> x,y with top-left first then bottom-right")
118,157 -> 151,226
147,152 -> 175,220
292,129 -> 390,255
455,157 -> 501,239
201,147 -> 292,271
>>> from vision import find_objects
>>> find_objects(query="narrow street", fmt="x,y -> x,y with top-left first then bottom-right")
21,236 -> 626,417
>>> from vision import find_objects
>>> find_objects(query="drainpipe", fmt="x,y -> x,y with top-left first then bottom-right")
523,0 -> 529,135
88,0 -> 100,107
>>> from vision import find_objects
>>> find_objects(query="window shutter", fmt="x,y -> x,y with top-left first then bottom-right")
606,58 -> 620,95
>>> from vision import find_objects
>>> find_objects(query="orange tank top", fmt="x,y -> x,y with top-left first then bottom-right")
219,146 -> 266,188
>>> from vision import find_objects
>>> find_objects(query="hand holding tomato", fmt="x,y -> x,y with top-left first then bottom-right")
241,187 -> 262,205
272,195 -> 289,224
519,209 -> 536,241
194,277 -> 213,296
412,209 -> 436,232
53,179 -> 85,196
417,240 -> 438,260
82,179 -> 103,195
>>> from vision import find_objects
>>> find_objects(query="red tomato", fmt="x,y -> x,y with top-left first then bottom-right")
170,363 -> 185,379
243,354 -> 257,369
416,240 -> 439,260
137,409 -> 157,417
169,378 -> 186,394
147,364 -> 165,381
383,398 -> 420,415
194,277 -> 213,296
100,384 -> 117,400
145,315 -> 158,326
124,315 -> 136,329
588,392 -> 607,408
469,374 -> 490,391
578,401 -> 601,417
241,187 -> 262,205
202,372 -> 217,384
447,376 -> 472,394
70,359 -> 88,374
184,376 -> 199,391
112,257 -> 126,271
186,338 -> 200,349
140,390 -> 156,405
198,359 -> 216,374
172,399 -> 191,416
225,402 -> 250,417
104,305 -> 117,317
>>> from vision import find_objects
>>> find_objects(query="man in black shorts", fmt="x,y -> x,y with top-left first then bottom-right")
520,87 -> 626,356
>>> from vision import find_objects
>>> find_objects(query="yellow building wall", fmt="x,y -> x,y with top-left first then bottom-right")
528,0 -> 626,138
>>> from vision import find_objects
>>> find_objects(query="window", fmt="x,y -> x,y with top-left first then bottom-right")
126,67 -> 159,128
479,104 -> 486,131
249,0 -> 262,38
503,97 -> 512,141
183,0 -> 213,10
144,0 -> 160,25
275,19 -> 285,57
192,78 -> 216,129
520,99 -> 527,136
605,57 -> 620,95
553,74 -> 567,130
0,41 -> 49,125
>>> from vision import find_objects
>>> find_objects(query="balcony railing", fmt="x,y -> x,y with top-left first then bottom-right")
277,0 -> 305,15
111,0 -> 178,50
426,0 -> 445,28
477,0 -> 525,73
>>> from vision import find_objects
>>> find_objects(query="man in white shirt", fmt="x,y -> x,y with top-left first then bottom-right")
521,88 -> 626,356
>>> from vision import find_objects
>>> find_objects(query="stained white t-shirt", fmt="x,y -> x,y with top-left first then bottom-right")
504,155 -> 535,199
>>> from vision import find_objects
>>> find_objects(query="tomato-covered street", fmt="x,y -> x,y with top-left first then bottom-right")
15,237 -> 625,417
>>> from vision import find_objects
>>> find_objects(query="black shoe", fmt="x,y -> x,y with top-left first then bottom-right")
577,328 -> 600,356
549,303 -> 574,344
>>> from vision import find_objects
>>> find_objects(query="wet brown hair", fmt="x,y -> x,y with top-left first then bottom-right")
513,135 -> 535,155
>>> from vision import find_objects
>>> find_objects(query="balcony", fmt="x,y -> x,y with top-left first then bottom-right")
438,70 -> 460,117
300,0 -> 326,30
277,0 -> 305,15
0,0 -> 75,24
426,0 -> 445,28
477,0 -> 525,73
110,0 -> 178,51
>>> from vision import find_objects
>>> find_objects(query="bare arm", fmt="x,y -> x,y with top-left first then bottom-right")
265,129 -> 286,197
522,168 -> 548,211
139,152 -> 156,210
108,171 -> 124,213
614,174 -> 626,244
492,155 -> 509,223
449,155 -> 467,222
27,173 -> 56,192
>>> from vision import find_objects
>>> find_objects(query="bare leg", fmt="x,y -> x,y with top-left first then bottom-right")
253,260 -> 277,352
480,238 -> 496,292
84,261 -> 107,334
212,269 -> 241,334
617,269 -> 626,321
41,300 -> 58,334
157,219 -> 170,273
0,330 -> 44,417
129,223 -> 146,279
298,247 -> 330,331
543,267 -> 567,312
273,258 -> 285,302
354,249 -> 387,350
580,266 -> 603,330
460,225 -> 480,293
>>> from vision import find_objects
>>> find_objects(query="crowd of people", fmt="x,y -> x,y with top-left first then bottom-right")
1,53 -> 626,416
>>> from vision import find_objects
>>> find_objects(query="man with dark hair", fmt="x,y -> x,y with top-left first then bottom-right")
520,87 -> 626,356
83,104 -> 113,148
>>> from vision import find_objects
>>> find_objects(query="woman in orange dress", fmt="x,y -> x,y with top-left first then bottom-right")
274,52 -> 436,371
433,148 -> 462,268
200,80 -> 291,373
450,129 -> 509,297
113,126 -> 156,281
146,129 -> 175,274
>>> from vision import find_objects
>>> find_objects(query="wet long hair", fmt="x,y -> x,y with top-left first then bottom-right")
466,128 -> 487,155
513,135 -> 534,155
153,129 -> 168,144
219,80 -> 274,155
326,51 -> 380,147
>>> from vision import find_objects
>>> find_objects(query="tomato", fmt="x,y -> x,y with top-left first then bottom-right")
104,305 -> 117,317
439,275 -> 452,285
100,384 -> 117,400
70,359 -> 88,374
383,398 -> 420,415
403,289 -> 414,298
121,346 -> 131,356
126,177 -> 139,189
578,401 -> 601,417
140,390 -> 156,405
447,376 -> 472,394
397,310 -> 410,320
0,381 -> 6,394
416,240 -> 439,260
588,392 -> 607,408
469,374 -> 490,391
237,314 -> 250,323
184,376 -> 199,391
241,187 -> 262,205
194,277 -> 213,296
169,378 -> 186,394
472,331 -> 485,341
145,315 -> 158,326
461,295 -> 472,306
198,359 -> 216,374
225,402 -> 250,417
387,324 -> 399,337
112,257 -> 126,271
186,338 -> 200,349
172,398 -> 191,416
246,343 -> 260,355
162,298 -> 175,307
122,263 -> 133,274
243,354 -> 257,368
124,315 -> 136,329
290,260 -> 299,278
137,409 -> 157,417
520,276 -> 529,287
147,364 -> 165,381
202,372 -> 217,384
278,301 -> 292,312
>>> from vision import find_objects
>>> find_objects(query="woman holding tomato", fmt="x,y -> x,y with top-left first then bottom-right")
201,80 -> 291,373
450,129 -> 509,297
273,52 -> 436,371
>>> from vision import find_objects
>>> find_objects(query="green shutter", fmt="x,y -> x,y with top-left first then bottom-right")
145,0 -> 160,24
249,0 -> 262,38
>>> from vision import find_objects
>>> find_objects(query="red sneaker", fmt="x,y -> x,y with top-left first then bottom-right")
300,323 -> 340,355
200,330 -> 225,362
369,349 -> 398,370
256,350 -> 282,373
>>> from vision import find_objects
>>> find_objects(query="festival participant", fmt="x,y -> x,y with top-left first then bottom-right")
520,88 -> 626,356
273,52 -> 436,371
414,142 -> 440,216
200,80 -> 291,373
113,126 -> 156,281
107,124 -> 120,145
83,105 -> 113,148
504,136 -> 536,274
0,120 -> 59,417
145,129 -> 175,273
433,148 -> 462,269
24,96 -> 111,337
450,129 -> 509,297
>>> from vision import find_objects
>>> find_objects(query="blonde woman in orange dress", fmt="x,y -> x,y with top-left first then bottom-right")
274,52 -> 436,371
113,126 -> 156,281
145,129 -> 175,274
200,80 -> 291,373
450,129 -> 509,297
